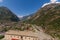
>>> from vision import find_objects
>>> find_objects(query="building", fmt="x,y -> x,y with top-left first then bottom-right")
4,30 -> 39,40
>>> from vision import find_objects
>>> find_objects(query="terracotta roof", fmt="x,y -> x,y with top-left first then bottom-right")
5,30 -> 38,38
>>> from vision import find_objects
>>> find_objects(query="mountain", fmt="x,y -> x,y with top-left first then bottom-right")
0,6 -> 20,32
0,6 -> 38,32
25,3 -> 60,38
21,13 -> 34,21
0,6 -> 20,22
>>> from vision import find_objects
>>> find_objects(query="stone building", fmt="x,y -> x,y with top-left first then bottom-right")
4,30 -> 39,40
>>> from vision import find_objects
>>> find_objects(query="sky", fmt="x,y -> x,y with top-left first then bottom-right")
0,0 -> 60,17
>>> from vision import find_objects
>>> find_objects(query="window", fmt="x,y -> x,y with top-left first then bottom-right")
21,36 -> 23,40
21,36 -> 23,38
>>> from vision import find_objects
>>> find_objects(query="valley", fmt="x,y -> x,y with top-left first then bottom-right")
0,3 -> 60,40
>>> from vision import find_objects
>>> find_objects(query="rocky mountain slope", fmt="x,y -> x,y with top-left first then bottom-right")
0,6 -> 20,32
0,6 -> 39,32
0,6 -> 20,22
24,3 -> 60,39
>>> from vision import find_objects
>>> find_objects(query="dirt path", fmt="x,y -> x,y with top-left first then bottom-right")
32,24 -> 54,40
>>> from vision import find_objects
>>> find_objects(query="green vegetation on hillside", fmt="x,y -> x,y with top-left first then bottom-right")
24,4 -> 60,39
0,35 -> 4,39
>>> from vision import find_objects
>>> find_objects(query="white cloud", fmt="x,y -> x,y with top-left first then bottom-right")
42,3 -> 50,7
18,16 -> 23,18
50,0 -> 57,3
0,0 -> 3,3
42,0 -> 60,7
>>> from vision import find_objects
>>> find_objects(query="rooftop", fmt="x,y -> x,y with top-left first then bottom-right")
5,30 -> 38,38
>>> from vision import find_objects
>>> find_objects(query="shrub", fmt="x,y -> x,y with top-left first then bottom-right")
0,35 -> 4,39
